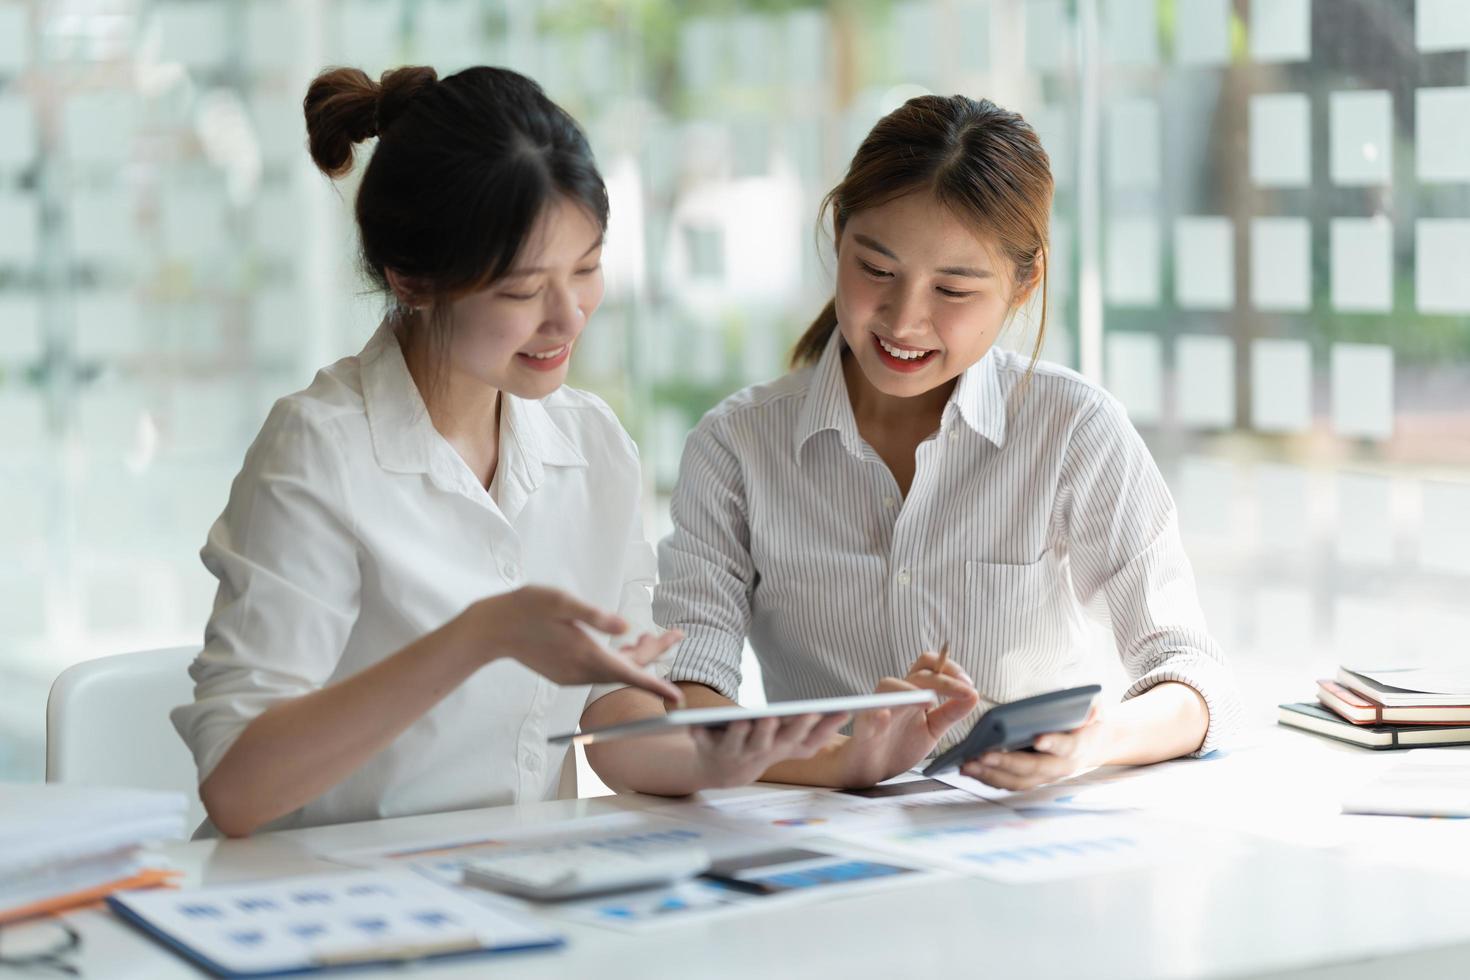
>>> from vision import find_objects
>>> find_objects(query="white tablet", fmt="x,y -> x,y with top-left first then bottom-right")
548,690 -> 938,746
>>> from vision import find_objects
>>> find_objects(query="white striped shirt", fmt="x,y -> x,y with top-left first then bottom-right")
655,328 -> 1240,755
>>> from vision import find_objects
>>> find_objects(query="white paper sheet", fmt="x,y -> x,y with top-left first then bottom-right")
1343,751 -> 1470,818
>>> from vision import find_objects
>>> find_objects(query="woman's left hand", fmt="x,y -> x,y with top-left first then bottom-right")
959,705 -> 1108,791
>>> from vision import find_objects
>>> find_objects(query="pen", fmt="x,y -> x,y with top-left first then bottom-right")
934,641 -> 950,678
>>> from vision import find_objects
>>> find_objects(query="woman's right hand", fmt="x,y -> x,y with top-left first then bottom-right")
687,713 -> 852,790
463,585 -> 684,702
828,650 -> 979,788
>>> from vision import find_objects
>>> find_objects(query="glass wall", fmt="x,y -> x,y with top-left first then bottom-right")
0,0 -> 1465,780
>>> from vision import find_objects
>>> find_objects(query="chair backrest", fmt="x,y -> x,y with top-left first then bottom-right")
46,646 -> 205,830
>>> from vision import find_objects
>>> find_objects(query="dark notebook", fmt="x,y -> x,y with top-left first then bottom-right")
1279,702 -> 1470,750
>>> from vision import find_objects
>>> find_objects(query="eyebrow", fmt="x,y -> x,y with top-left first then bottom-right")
853,233 -> 995,279
501,237 -> 603,278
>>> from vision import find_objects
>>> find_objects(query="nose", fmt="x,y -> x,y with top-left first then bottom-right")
544,282 -> 585,334
880,280 -> 930,339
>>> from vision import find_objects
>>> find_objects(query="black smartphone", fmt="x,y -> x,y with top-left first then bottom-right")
921,684 -> 1102,777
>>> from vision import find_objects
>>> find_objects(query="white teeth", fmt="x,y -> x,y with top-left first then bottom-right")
878,337 -> 931,361
525,345 -> 567,360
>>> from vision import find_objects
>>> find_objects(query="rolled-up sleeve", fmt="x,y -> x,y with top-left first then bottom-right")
170,403 -> 361,782
653,418 -> 753,702
1058,395 -> 1241,755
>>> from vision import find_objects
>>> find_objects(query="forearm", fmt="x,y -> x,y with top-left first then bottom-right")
582,683 -> 856,793
1096,681 -> 1209,766
582,684 -> 717,795
201,616 -> 485,837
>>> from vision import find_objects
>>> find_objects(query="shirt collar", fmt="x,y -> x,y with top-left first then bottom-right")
949,345 -> 1008,449
793,328 -> 867,461
792,326 -> 1009,461
360,319 -> 586,496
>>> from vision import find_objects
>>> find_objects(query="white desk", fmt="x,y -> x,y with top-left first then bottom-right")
21,728 -> 1470,980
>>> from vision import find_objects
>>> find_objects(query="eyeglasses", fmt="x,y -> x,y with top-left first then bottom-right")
0,918 -> 83,977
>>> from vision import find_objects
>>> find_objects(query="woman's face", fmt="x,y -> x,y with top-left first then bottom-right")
444,195 -> 606,400
835,191 -> 1032,401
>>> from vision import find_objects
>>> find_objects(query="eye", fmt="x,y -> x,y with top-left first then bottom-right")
574,262 -> 603,277
936,286 -> 975,298
859,260 -> 892,279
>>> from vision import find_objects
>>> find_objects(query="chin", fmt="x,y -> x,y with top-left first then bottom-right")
504,370 -> 569,400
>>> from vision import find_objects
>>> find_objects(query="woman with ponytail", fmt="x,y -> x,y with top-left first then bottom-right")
172,65 -> 839,837
586,95 -> 1239,795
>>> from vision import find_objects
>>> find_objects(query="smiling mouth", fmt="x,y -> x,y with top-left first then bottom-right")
872,332 -> 939,367
515,341 -> 573,371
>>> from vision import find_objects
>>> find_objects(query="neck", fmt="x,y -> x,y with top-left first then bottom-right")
401,326 -> 502,488
840,347 -> 953,436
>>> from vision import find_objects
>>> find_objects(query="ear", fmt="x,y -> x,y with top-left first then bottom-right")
385,268 -> 432,309
1010,248 -> 1045,309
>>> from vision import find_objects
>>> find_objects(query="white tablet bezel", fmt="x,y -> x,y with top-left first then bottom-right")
549,690 -> 938,745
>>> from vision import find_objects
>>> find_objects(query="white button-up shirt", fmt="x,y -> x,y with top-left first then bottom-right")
656,329 -> 1240,755
172,321 -> 654,834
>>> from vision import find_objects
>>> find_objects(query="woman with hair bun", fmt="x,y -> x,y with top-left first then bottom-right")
587,95 -> 1240,795
172,65 -> 844,837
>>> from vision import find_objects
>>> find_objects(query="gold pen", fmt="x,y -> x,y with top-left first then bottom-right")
934,641 -> 950,677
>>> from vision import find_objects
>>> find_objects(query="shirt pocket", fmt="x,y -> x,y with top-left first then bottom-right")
964,553 -> 1055,613
957,551 -> 1066,691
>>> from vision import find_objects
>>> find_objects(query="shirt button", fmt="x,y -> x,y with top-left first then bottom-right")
896,567 -> 911,587
882,496 -> 897,509
523,751 -> 539,771
948,429 -> 960,441
501,561 -> 519,580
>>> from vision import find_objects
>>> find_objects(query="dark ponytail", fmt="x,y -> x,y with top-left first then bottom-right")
790,298 -> 838,369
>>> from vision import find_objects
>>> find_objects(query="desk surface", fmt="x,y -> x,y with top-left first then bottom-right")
24,728 -> 1470,980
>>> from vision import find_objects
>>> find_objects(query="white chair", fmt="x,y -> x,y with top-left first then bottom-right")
46,646 -> 206,831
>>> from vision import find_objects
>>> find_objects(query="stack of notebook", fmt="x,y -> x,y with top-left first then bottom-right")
1279,666 -> 1470,749
0,784 -> 187,923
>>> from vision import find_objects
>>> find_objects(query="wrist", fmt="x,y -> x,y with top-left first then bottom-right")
449,600 -> 501,669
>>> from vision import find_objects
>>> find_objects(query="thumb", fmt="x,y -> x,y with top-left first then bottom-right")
925,690 -> 978,737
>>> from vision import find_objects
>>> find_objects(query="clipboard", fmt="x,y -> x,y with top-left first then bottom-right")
550,690 -> 938,746
106,870 -> 563,977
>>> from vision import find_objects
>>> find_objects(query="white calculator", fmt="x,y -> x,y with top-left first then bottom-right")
462,844 -> 711,901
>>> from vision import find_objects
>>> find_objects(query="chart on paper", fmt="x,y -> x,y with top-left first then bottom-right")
831,810 -> 1177,883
